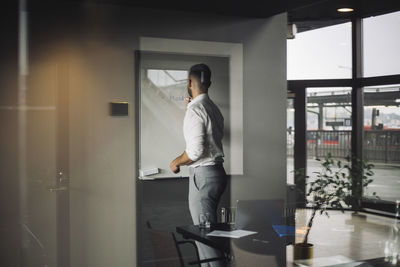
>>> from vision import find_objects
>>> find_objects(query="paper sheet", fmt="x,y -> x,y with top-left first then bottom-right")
206,230 -> 257,239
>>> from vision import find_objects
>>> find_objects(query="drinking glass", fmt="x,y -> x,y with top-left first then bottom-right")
199,212 -> 211,229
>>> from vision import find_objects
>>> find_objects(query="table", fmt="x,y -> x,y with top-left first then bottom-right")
176,223 -> 233,254
176,223 -> 288,267
327,257 -> 398,267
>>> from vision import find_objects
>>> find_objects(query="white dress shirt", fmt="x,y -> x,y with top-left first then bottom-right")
184,93 -> 224,167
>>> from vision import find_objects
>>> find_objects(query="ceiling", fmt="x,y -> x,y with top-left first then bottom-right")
289,0 -> 400,32
49,0 -> 400,32
65,0 -> 327,18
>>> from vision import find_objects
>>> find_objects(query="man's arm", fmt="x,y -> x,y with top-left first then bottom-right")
170,108 -> 205,174
170,151 -> 193,174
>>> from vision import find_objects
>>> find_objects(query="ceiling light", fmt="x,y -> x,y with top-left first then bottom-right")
337,7 -> 354,13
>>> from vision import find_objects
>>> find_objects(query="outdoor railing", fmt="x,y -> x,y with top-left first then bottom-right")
364,130 -> 400,163
287,130 -> 400,163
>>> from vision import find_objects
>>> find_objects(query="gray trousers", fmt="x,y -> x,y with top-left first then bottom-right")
188,164 -> 227,267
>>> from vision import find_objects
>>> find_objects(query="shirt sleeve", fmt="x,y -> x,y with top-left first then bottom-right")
184,108 -> 206,162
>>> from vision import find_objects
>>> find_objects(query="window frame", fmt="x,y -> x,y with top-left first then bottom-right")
288,16 -> 400,215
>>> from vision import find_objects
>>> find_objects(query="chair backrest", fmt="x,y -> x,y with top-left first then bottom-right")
146,222 -> 183,267
235,199 -> 285,230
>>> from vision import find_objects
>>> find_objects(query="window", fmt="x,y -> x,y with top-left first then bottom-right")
306,87 -> 352,203
287,22 -> 352,80
363,11 -> 400,77
288,14 -> 400,214
287,97 -> 295,184
363,85 -> 400,202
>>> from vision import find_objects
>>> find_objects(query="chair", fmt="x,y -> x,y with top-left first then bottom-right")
235,199 -> 285,230
233,199 -> 287,267
146,221 -> 224,267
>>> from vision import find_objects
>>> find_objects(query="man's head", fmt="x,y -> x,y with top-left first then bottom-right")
187,63 -> 212,98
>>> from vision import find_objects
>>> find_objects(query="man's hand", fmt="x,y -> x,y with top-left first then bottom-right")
170,151 -> 193,174
170,161 -> 180,174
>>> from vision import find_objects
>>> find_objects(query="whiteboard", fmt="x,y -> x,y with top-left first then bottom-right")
138,52 -> 231,179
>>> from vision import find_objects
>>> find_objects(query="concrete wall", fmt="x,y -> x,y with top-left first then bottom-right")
17,2 -> 287,266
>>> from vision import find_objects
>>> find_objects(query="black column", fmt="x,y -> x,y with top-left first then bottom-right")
293,87 -> 307,207
351,17 -> 364,204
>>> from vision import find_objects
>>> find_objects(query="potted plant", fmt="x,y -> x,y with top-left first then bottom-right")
341,154 -> 377,215
293,153 -> 378,262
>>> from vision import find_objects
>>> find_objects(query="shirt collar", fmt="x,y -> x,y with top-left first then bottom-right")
188,93 -> 208,108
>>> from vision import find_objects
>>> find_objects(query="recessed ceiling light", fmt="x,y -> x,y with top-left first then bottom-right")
337,7 -> 354,13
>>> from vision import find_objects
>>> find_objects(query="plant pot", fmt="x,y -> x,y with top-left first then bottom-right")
294,243 -> 314,263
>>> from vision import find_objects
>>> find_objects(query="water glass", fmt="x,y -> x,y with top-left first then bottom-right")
199,212 -> 211,229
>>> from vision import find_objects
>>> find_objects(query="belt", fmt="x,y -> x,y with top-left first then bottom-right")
189,164 -> 223,170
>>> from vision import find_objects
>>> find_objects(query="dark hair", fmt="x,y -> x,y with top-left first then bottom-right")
189,63 -> 211,91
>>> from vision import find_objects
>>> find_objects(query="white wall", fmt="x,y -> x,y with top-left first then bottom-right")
28,3 -> 287,266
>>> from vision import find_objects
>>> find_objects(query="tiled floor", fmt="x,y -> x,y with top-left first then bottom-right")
287,209 -> 396,266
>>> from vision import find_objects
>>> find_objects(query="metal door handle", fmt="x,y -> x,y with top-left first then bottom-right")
47,186 -> 67,192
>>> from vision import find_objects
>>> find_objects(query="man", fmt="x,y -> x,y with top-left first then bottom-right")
170,63 -> 227,267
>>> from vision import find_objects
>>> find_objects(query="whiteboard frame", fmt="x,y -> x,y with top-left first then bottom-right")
137,37 -> 244,178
